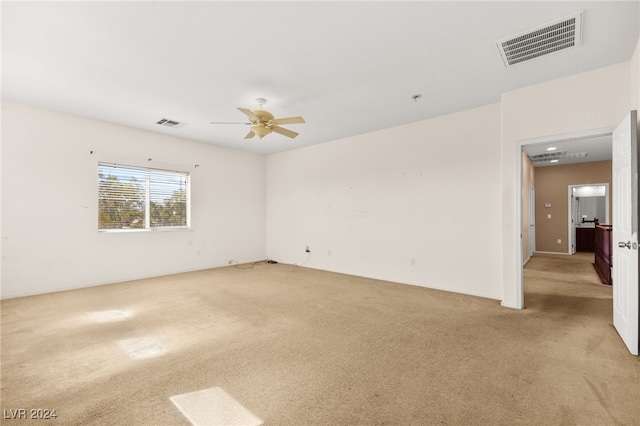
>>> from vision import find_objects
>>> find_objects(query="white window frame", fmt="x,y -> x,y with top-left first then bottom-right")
98,162 -> 191,232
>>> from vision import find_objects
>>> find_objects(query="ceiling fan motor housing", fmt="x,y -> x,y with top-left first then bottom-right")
251,124 -> 271,138
213,101 -> 304,139
253,110 -> 275,124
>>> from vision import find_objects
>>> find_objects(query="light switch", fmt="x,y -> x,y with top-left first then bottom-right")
547,214 -> 552,219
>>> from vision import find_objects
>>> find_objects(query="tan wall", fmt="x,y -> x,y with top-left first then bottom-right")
534,160 -> 612,253
521,151 -> 535,263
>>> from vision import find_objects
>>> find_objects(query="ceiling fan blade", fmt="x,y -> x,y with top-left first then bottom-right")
271,126 -> 299,139
238,107 -> 258,120
210,121 -> 251,125
244,130 -> 256,139
273,116 -> 305,125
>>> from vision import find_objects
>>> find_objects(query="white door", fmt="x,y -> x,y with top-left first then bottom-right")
612,110 -> 639,356
529,184 -> 535,258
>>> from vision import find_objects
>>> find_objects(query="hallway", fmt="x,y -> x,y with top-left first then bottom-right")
524,252 -> 613,323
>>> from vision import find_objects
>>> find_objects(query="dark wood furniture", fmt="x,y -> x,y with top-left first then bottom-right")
594,224 -> 613,285
576,227 -> 596,252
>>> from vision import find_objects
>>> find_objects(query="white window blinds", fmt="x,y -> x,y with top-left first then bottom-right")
98,163 -> 189,230
149,169 -> 189,228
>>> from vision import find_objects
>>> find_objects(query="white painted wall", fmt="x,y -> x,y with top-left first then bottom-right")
4,51 -> 638,304
632,37 -> 640,112
501,62 -> 631,308
1,102 -> 266,298
266,103 -> 503,300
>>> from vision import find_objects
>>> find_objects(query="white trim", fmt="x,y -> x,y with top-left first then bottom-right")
569,188 -> 576,254
303,266 -> 503,302
145,170 -> 151,229
98,227 -> 189,234
0,260 -> 265,300
529,184 -> 536,257
514,141 -> 525,309
568,183 -> 610,255
519,127 -> 614,146
98,162 -> 190,231
534,251 -> 573,255
514,126 -> 615,310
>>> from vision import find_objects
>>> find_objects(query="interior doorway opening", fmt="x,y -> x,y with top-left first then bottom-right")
516,127 -> 615,309
528,184 -> 535,260
569,183 -> 610,254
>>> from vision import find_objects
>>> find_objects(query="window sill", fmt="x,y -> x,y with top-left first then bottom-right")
98,227 -> 190,234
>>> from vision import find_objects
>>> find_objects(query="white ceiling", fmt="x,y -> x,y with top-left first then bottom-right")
2,1 -> 639,155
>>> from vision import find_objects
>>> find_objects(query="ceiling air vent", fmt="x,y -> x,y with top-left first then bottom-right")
530,151 -> 567,162
530,151 -> 588,163
565,152 -> 588,160
497,12 -> 583,67
156,118 -> 187,129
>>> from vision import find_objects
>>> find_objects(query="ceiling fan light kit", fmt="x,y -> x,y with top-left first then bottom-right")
250,125 -> 271,139
211,98 -> 305,141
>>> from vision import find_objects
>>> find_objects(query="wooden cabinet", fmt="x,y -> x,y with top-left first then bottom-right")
594,225 -> 613,285
576,227 -> 595,252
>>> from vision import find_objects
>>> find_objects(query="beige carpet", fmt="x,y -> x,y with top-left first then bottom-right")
1,253 -> 639,425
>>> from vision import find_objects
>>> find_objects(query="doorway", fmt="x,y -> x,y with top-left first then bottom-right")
529,184 -> 535,259
516,127 -> 615,308
568,183 -> 610,254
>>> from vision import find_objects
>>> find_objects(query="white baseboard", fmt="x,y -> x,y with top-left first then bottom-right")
534,251 -> 572,256
501,300 -> 523,310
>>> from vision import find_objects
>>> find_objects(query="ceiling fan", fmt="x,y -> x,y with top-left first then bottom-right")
210,98 -> 305,139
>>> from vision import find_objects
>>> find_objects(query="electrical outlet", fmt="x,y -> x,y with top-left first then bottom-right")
557,239 -> 562,244
328,250 -> 332,256
410,258 -> 415,266
196,249 -> 201,255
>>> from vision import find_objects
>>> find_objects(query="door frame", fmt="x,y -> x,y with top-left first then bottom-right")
529,183 -> 536,259
568,183 -> 610,255
515,126 -> 615,309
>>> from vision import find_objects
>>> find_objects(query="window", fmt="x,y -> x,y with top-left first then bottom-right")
98,163 -> 189,230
